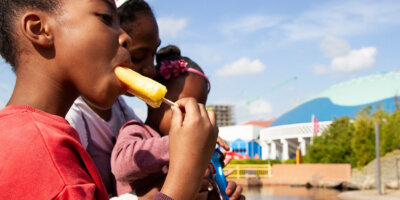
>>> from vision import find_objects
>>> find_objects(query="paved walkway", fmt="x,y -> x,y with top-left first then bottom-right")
338,189 -> 400,200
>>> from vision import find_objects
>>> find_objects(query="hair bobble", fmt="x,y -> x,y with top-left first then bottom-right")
159,59 -> 211,93
159,59 -> 187,80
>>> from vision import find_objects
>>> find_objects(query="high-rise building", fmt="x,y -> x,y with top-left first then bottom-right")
207,105 -> 234,127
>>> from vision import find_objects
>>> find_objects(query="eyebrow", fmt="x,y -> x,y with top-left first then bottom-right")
100,0 -> 117,12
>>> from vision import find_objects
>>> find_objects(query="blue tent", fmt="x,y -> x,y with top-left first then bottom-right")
248,140 -> 262,158
231,139 -> 262,158
231,139 -> 247,156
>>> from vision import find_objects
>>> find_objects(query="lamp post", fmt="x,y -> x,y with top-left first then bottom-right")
375,123 -> 382,195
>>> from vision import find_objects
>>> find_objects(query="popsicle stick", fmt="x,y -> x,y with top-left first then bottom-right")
162,98 -> 178,107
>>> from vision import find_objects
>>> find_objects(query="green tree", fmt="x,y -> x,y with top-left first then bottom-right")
381,110 -> 400,155
304,105 -> 400,168
352,106 -> 376,169
305,116 -> 355,165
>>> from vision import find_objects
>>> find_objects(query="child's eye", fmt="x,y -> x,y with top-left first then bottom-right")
131,52 -> 146,63
96,13 -> 113,26
131,55 -> 144,63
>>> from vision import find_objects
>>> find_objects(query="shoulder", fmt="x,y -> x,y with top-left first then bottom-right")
0,105 -> 78,140
0,106 -> 98,199
65,97 -> 91,147
54,184 -> 98,200
66,96 -> 91,125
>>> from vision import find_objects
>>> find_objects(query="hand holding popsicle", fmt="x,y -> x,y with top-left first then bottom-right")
163,98 -> 219,199
114,66 -> 178,107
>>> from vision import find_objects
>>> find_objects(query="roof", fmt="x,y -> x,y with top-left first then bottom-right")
242,120 -> 274,127
270,71 -> 400,127
307,71 -> 400,106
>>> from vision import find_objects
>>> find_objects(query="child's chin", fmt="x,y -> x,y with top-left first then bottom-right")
124,92 -> 134,97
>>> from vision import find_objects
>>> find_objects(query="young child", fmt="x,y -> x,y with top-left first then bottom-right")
67,1 -> 232,198
111,45 -> 244,199
0,0 -> 218,199
66,0 -> 160,195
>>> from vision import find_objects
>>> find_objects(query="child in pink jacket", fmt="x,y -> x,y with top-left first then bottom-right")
111,45 -> 243,200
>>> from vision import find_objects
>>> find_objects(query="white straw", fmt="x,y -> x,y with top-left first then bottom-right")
162,98 -> 178,107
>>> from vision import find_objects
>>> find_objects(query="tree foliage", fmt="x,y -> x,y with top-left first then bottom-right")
304,116 -> 354,165
305,104 -> 400,168
381,110 -> 400,155
352,106 -> 377,168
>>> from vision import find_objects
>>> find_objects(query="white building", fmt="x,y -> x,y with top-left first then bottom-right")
260,121 -> 330,160
218,121 -> 272,158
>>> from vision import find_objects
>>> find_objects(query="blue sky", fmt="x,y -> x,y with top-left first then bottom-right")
1,0 -> 400,124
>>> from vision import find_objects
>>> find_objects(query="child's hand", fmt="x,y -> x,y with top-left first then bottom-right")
194,176 -> 212,200
206,180 -> 245,200
161,97 -> 218,199
217,136 -> 230,151
209,110 -> 229,152
225,181 -> 245,200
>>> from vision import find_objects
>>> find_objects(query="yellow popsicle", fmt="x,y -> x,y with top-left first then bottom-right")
114,66 -> 175,108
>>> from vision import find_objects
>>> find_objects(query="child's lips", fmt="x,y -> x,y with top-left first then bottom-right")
114,65 -> 128,94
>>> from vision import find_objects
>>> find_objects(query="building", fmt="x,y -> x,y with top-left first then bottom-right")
218,120 -> 273,159
207,104 -> 234,127
260,71 -> 400,161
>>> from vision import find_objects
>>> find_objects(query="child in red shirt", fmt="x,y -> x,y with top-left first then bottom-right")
0,0 -> 218,199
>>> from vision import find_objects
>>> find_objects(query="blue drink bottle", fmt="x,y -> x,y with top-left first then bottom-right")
210,148 -> 229,199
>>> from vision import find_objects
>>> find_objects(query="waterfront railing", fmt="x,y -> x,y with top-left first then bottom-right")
224,164 -> 272,179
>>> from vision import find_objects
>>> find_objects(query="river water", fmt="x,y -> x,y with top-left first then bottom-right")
243,185 -> 340,200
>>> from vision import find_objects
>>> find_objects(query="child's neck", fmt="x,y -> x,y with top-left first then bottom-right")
84,99 -> 112,121
7,63 -> 79,117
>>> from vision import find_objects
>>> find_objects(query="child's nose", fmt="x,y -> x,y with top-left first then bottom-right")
119,28 -> 133,49
142,61 -> 156,78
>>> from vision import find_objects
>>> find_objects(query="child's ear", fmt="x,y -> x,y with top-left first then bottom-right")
20,12 -> 54,48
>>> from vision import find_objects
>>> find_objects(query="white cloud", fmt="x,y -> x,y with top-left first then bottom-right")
331,47 -> 377,73
320,35 -> 350,58
215,57 -> 265,77
315,36 -> 377,75
248,99 -> 272,117
157,17 -> 188,38
217,1 -> 400,44
233,99 -> 272,123
222,15 -> 286,34
313,64 -> 329,75
281,0 -> 400,40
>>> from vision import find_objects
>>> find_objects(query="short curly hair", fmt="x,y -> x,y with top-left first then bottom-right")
118,0 -> 154,35
0,0 -> 61,68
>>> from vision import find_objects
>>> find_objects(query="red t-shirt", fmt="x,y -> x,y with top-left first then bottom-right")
0,105 -> 108,199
